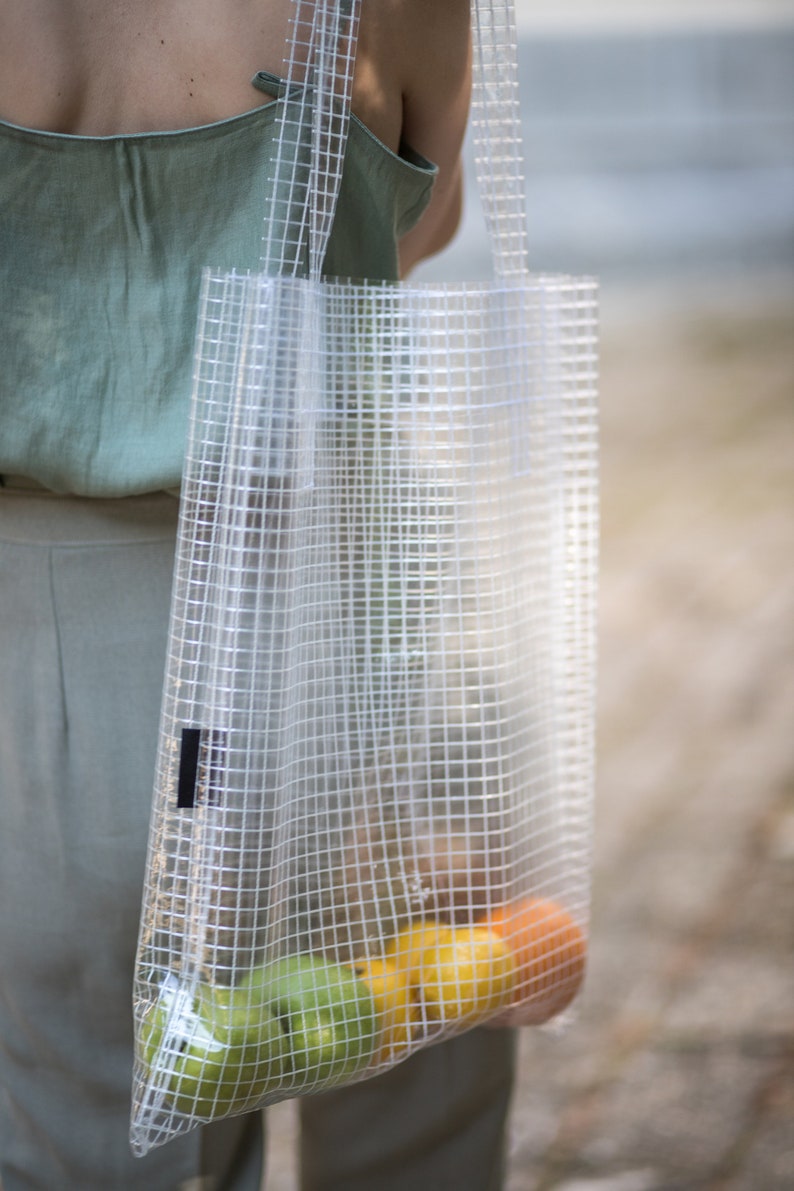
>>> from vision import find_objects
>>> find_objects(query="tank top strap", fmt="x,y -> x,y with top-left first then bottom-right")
250,70 -> 291,101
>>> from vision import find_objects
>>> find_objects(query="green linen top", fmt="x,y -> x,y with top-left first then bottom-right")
0,72 -> 436,496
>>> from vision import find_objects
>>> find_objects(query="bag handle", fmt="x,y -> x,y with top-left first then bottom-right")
259,0 -> 529,281
470,1 -> 531,279
258,0 -> 361,277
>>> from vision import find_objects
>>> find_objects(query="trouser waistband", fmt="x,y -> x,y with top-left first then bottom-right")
0,483 -> 180,546
0,474 -> 55,491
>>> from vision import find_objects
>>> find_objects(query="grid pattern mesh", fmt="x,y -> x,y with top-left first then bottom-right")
260,0 -> 360,276
131,0 -> 598,1156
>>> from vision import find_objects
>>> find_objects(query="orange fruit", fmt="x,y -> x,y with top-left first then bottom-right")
415,924 -> 517,1026
479,897 -> 587,1024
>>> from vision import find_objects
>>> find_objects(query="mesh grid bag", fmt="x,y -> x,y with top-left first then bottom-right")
131,0 -> 598,1156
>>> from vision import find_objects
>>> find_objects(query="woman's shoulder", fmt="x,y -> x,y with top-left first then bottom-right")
355,0 -> 471,154
359,0 -> 471,96
359,0 -> 471,271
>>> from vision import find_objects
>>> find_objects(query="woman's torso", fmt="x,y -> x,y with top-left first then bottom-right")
0,3 -> 439,495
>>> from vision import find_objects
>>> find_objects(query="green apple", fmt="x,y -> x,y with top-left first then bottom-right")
238,954 -> 381,1088
140,974 -> 289,1117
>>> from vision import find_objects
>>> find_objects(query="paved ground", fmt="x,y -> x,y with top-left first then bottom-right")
262,276 -> 794,1189
503,279 -> 794,1191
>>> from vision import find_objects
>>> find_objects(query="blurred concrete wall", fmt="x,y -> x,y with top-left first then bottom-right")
417,5 -> 794,285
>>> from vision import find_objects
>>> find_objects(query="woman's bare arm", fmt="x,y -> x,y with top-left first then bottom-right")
351,0 -> 472,274
393,0 -> 472,275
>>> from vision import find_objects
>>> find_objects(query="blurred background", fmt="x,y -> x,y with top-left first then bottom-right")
422,0 -> 794,289
270,3 -> 794,1186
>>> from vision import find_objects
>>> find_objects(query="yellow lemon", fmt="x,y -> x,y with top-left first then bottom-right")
383,920 -> 455,980
350,957 -> 420,1064
416,924 -> 517,1025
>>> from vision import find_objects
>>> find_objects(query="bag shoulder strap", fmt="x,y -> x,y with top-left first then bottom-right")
471,2 -> 530,279
259,0 -> 361,278
261,0 -> 529,281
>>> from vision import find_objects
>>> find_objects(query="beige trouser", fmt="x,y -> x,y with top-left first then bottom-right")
0,486 -> 515,1191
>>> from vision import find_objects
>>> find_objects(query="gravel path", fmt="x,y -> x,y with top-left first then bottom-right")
504,281 -> 794,1191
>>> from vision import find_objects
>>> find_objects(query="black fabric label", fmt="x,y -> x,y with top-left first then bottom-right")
177,728 -> 202,808
177,727 -> 226,808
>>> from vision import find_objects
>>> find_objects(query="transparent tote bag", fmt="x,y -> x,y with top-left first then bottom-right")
131,0 -> 597,1156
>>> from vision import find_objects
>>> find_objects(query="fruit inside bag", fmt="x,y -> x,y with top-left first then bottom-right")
133,407 -> 592,1131
138,783 -> 589,1128
139,903 -> 587,1123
